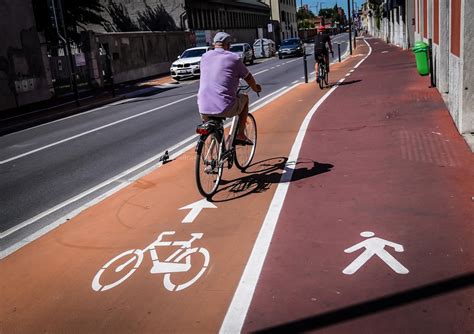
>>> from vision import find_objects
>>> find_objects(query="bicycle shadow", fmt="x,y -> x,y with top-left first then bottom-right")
327,79 -> 362,88
210,157 -> 334,202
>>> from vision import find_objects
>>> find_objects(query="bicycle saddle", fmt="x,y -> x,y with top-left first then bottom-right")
196,119 -> 223,135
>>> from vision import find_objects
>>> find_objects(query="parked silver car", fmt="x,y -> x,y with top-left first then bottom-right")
170,46 -> 211,81
229,43 -> 254,65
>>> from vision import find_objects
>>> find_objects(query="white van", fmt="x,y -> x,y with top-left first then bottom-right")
253,38 -> 276,58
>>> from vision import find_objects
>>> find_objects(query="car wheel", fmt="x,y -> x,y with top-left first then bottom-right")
279,55 -> 282,59
175,77 -> 181,81
250,57 -> 254,65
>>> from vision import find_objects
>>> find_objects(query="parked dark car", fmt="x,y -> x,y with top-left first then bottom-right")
278,38 -> 305,59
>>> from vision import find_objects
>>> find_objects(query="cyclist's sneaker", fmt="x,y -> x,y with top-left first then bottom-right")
235,138 -> 254,146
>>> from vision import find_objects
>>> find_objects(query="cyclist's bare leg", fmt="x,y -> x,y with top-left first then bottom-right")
315,62 -> 318,77
325,52 -> 330,72
236,94 -> 250,141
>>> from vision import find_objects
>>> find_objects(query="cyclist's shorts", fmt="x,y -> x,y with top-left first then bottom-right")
314,49 -> 328,61
201,94 -> 249,121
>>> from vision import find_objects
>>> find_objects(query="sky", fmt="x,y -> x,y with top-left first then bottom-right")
301,0 -> 361,16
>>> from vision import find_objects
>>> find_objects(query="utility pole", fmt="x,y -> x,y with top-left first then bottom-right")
52,0 -> 80,106
347,0 -> 352,55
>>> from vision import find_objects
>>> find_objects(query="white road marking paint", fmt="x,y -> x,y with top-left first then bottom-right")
219,37 -> 373,333
381,51 -> 389,54
2,56 -> 290,165
291,80 -> 299,84
1,82 -> 301,258
350,69 -> 355,73
0,94 -> 198,164
253,69 -> 269,75
179,199 -> 217,224
342,231 -> 409,275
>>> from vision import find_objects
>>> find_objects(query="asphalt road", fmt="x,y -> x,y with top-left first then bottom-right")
0,33 -> 350,252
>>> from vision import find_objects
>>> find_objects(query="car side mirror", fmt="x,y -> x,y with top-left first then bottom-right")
177,55 -> 181,59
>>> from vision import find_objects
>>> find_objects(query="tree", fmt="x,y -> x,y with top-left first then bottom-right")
296,7 -> 315,21
297,7 -> 316,29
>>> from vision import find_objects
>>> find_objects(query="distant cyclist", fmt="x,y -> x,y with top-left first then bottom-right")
198,32 -> 261,145
314,26 -> 333,81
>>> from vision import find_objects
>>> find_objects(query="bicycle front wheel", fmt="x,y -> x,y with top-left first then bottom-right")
92,249 -> 144,292
234,113 -> 257,170
195,133 -> 223,198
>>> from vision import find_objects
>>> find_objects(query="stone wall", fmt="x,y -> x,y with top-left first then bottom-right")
96,31 -> 193,84
0,0 -> 53,112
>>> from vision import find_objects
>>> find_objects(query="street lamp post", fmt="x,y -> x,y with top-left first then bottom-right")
347,0 -> 352,55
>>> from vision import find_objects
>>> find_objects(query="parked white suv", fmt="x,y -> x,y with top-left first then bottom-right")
170,46 -> 211,81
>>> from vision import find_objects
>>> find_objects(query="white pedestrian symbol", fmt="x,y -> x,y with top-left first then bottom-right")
342,231 -> 409,275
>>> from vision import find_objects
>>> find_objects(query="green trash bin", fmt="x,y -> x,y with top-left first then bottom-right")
412,41 -> 429,76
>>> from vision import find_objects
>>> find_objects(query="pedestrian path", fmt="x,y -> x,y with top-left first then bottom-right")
242,38 -> 474,333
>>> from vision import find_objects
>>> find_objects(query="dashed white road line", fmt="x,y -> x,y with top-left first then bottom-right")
0,94 -> 198,164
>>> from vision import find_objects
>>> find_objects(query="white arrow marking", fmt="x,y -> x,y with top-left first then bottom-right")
179,199 -> 217,224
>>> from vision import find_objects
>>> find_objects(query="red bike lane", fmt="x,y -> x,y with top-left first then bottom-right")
242,39 -> 474,333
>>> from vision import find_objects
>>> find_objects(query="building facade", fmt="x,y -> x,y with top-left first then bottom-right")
262,0 -> 298,45
362,0 -> 473,141
90,0 -> 271,45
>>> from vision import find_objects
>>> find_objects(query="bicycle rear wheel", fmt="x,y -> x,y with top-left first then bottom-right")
324,65 -> 329,85
195,133 -> 223,198
234,113 -> 257,170
318,65 -> 324,89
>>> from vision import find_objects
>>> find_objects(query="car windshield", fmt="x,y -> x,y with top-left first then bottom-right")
230,45 -> 244,52
181,49 -> 207,58
281,39 -> 299,46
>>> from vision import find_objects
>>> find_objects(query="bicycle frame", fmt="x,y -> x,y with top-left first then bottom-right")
146,231 -> 203,274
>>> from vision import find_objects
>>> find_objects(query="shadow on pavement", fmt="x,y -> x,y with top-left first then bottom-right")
210,157 -> 333,202
253,272 -> 474,333
328,79 -> 362,88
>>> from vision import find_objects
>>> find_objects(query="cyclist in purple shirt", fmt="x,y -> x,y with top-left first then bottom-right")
198,32 -> 261,145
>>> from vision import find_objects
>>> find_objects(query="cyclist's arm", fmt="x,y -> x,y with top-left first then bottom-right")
243,72 -> 261,93
327,37 -> 333,53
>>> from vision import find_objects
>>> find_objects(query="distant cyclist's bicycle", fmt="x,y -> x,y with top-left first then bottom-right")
316,53 -> 329,89
195,86 -> 258,198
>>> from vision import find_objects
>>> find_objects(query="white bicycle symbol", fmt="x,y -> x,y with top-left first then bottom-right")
92,231 -> 210,292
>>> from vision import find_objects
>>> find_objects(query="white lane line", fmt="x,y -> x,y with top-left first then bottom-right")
0,63 -> 273,165
0,82 -> 301,256
253,69 -> 269,76
291,80 -> 299,84
0,94 -> 197,164
346,73 -> 351,77
219,38 -> 373,333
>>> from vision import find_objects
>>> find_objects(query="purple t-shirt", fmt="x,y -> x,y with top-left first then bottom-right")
197,48 -> 249,115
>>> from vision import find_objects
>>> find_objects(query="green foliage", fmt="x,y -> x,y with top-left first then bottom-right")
296,7 -> 315,21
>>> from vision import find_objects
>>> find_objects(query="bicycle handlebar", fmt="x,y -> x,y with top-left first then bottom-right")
238,85 -> 260,97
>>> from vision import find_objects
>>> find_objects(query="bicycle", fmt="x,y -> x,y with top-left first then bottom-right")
195,86 -> 258,198
92,231 -> 210,292
316,53 -> 329,89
